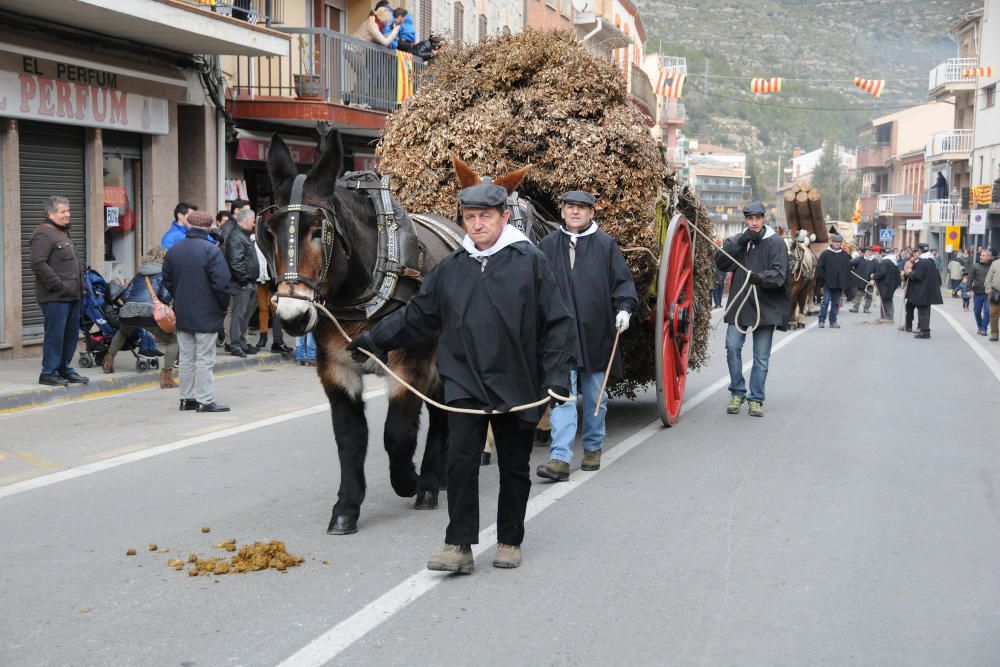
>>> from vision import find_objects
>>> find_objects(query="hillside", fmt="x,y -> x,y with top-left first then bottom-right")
641,0 -> 981,198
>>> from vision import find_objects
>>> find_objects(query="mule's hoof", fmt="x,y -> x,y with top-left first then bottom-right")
414,489 -> 439,510
327,515 -> 358,535
481,451 -> 492,466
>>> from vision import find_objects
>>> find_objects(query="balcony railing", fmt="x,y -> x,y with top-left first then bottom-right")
658,56 -> 687,75
928,57 -> 978,94
658,100 -> 686,125
182,0 -> 284,26
922,199 -> 968,226
856,142 -> 892,170
230,28 -> 426,112
926,129 -> 973,161
628,66 -> 655,119
877,193 -> 916,215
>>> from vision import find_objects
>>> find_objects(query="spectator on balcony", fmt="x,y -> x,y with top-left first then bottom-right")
935,171 -> 948,201
386,8 -> 416,52
353,7 -> 400,47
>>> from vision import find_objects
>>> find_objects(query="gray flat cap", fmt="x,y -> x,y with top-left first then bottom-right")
459,182 -> 508,208
560,190 -> 597,207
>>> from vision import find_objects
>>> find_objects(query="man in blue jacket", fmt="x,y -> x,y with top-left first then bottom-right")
163,210 -> 232,413
160,202 -> 198,251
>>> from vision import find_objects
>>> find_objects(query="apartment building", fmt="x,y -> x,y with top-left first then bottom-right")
971,0 -> 1000,248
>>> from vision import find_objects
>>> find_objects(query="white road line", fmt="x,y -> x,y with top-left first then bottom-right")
0,388 -> 385,501
935,306 -> 1000,383
278,321 -> 817,667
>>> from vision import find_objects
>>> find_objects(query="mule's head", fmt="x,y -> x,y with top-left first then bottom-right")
262,133 -> 345,336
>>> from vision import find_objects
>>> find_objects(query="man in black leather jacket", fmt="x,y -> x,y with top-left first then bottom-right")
224,208 -> 261,357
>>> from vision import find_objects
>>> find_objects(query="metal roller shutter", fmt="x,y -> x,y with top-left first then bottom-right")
19,121 -> 86,336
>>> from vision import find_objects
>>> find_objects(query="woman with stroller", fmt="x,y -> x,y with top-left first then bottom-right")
102,247 -> 178,389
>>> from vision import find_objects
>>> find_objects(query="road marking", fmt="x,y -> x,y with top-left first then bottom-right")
0,388 -> 386,501
935,306 -> 1000,384
278,321 -> 817,667
11,451 -> 61,470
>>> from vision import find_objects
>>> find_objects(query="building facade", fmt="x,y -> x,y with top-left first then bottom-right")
971,0 -> 1000,249
0,0 -> 285,359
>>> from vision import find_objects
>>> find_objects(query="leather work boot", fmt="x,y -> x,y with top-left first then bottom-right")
536,459 -> 570,482
726,394 -> 745,414
581,449 -> 602,471
493,543 -> 521,569
748,400 -> 764,417
427,544 -> 473,574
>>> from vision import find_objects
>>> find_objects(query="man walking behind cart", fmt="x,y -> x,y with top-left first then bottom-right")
715,202 -> 790,418
535,190 -> 638,482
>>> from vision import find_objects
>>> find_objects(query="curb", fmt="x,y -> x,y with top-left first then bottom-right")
0,352 -> 295,414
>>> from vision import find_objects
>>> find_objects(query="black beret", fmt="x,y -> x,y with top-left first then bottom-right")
459,182 -> 508,208
560,190 -> 597,207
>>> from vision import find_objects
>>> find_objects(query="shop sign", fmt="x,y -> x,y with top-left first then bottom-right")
104,186 -> 128,207
236,138 -> 316,164
353,154 -> 378,171
105,206 -> 120,229
0,56 -> 169,134
905,219 -> 925,231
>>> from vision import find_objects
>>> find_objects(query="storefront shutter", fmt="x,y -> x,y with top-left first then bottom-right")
19,121 -> 86,336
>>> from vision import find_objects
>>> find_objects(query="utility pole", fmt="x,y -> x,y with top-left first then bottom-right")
703,59 -> 708,97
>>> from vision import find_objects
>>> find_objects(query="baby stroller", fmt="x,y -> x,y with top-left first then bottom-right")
78,267 -> 161,371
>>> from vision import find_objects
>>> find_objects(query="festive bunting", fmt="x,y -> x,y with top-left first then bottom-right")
750,77 -> 783,93
963,66 -> 994,78
655,71 -> 686,98
396,51 -> 414,104
854,77 -> 885,97
972,184 -> 992,206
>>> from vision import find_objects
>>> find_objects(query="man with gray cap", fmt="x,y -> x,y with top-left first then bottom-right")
905,243 -> 943,338
536,190 -> 638,482
816,234 -> 851,328
163,209 -> 232,412
347,178 -> 576,573
715,201 -> 790,418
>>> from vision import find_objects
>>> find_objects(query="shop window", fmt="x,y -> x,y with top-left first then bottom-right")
103,153 -> 142,282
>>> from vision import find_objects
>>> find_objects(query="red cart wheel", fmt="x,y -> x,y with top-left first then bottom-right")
654,214 -> 694,426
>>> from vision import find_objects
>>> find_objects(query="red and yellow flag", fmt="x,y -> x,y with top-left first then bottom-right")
750,77 -> 783,93
850,198 -> 861,224
655,71 -> 686,98
963,66 -> 994,78
396,51 -> 414,105
854,77 -> 885,98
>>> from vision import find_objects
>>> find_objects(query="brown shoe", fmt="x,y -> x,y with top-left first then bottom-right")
492,543 -> 521,569
101,354 -> 114,374
426,544 -> 473,574
581,449 -> 602,471
159,369 -> 177,389
536,459 -> 570,482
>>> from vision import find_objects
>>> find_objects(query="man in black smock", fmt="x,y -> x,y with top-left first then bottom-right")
715,201 -> 790,418
536,190 -> 638,481
816,234 -> 851,328
348,180 -> 576,573
905,243 -> 943,338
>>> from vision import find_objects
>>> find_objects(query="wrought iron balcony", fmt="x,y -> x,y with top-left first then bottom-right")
181,0 -> 284,26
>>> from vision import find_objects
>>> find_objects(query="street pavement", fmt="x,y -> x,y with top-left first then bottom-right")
1,294 -> 999,666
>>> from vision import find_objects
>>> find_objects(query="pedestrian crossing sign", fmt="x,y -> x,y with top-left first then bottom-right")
879,229 -> 893,242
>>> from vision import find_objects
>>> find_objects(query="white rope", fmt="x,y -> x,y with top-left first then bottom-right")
683,220 -> 762,334
307,300 -> 575,415
850,270 -> 878,297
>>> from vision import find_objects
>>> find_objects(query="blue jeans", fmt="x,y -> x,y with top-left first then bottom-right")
725,324 -> 774,403
40,300 -> 82,376
818,287 -> 843,324
973,293 -> 988,331
549,369 -> 606,464
295,333 -> 316,361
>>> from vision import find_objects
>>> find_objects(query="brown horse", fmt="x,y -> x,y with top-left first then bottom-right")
785,230 -> 818,329
262,134 -> 528,534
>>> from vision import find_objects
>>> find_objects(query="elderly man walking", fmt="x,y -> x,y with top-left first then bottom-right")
906,243 -> 943,339
29,196 -> 88,386
535,190 -> 638,482
163,210 -> 232,412
348,179 -> 577,572
224,207 -> 261,357
816,234 -> 851,328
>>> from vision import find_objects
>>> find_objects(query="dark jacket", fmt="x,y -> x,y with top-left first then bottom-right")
539,226 -> 639,377
29,220 -> 83,303
851,255 -> 878,288
874,257 -> 901,299
715,226 -> 791,330
817,247 -> 852,289
368,240 -> 577,424
162,227 -> 232,333
118,263 -> 172,328
219,218 -> 237,246
906,256 -> 944,306
969,260 -> 992,295
224,225 -> 261,290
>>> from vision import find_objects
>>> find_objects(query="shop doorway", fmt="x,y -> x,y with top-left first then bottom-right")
102,131 -> 143,282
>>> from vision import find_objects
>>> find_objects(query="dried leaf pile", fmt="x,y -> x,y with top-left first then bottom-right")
378,30 -> 714,395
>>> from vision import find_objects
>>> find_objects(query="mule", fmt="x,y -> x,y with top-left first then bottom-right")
785,230 -> 817,329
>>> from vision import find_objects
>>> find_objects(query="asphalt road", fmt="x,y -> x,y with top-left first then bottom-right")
1,301 -> 998,666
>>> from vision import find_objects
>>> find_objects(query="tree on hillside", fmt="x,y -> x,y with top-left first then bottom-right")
811,140 -> 857,221
745,156 -> 771,203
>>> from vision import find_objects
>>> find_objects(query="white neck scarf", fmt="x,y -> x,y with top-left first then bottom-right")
461,224 -> 529,259
558,221 -> 598,240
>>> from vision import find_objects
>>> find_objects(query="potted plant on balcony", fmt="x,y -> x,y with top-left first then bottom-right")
294,35 -> 323,99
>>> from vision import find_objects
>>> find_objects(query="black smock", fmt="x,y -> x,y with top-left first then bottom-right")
715,229 -> 791,330
538,227 -> 638,378
816,248 -> 852,289
367,240 -> 577,424
906,257 -> 944,306
851,256 -> 878,288
874,258 -> 901,299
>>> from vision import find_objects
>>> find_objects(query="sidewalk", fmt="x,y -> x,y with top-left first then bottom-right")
0,346 -> 296,414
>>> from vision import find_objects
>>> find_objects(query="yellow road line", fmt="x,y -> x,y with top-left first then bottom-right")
0,382 -> 160,416
12,451 -> 62,470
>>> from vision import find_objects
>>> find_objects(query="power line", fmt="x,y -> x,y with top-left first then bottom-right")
686,87 -> 935,112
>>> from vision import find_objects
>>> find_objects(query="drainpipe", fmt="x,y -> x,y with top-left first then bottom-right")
217,109 -> 226,210
581,17 -> 603,45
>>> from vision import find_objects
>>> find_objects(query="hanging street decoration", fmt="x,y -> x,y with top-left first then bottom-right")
655,71 -> 686,98
750,77 -> 783,93
853,77 -> 885,97
963,66 -> 994,78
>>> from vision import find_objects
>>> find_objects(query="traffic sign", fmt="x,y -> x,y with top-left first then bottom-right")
879,228 -> 893,242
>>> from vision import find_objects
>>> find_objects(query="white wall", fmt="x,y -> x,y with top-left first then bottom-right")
972,0 -> 1000,184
